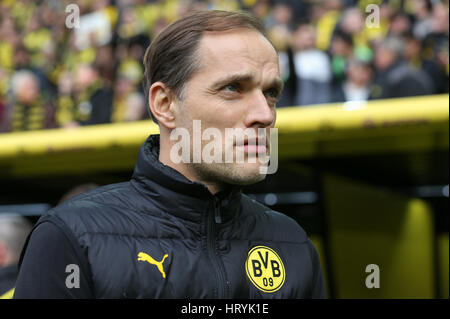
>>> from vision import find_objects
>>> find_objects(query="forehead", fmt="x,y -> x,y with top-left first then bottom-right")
195,29 -> 280,79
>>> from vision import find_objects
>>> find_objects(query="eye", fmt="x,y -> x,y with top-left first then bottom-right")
222,83 -> 240,93
264,88 -> 279,99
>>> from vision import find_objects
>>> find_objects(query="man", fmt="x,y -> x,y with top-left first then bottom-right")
56,64 -> 114,128
291,23 -> 332,106
331,57 -> 374,102
7,70 -> 54,131
0,214 -> 32,298
14,10 -> 326,299
372,36 -> 434,99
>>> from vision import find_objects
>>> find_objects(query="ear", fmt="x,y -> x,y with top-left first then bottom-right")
148,82 -> 177,129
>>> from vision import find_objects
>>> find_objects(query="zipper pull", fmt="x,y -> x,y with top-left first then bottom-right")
214,198 -> 222,224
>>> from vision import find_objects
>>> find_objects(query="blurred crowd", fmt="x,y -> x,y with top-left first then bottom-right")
0,0 -> 448,133
0,183 -> 98,298
0,213 -> 32,297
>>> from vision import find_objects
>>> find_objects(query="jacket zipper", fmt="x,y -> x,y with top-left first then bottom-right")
206,197 -> 228,298
214,197 -> 222,224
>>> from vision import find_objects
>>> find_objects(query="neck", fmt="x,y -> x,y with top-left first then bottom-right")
158,134 -> 224,195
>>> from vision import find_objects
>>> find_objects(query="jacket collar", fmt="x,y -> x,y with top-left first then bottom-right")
131,134 -> 242,224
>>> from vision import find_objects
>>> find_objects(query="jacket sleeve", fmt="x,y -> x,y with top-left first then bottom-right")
13,218 -> 95,299
306,239 -> 327,299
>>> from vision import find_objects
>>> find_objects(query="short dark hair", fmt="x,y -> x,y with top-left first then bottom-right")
142,10 -> 267,123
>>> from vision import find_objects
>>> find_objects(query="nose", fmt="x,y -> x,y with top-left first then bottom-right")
244,90 -> 276,128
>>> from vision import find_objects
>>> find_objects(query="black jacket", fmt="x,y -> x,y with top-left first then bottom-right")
15,135 -> 326,299
372,60 -> 434,99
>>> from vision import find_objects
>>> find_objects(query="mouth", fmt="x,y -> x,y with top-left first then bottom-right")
235,137 -> 268,154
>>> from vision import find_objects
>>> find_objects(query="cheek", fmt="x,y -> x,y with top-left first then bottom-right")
189,98 -> 242,129
182,80 -> 250,130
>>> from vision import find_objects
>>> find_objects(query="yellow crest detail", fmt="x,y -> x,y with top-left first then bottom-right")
245,246 -> 285,293
137,252 -> 168,279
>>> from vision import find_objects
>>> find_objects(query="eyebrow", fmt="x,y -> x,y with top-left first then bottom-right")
211,72 -> 284,96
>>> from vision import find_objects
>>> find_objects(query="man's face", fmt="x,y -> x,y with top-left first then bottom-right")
374,45 -> 395,71
17,76 -> 39,104
173,29 -> 281,190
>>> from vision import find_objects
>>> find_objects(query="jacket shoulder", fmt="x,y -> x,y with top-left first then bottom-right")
240,194 -> 308,244
43,182 -> 136,235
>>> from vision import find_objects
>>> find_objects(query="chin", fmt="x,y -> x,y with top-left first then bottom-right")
194,161 -> 267,187
220,162 -> 267,186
